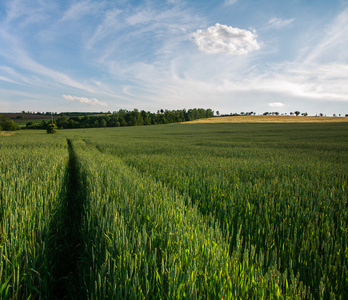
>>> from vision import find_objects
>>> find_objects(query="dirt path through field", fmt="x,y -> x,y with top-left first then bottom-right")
49,139 -> 86,299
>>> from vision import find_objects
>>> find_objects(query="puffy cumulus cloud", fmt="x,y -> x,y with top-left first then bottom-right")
268,102 -> 285,107
62,95 -> 108,107
268,17 -> 295,29
191,23 -> 261,55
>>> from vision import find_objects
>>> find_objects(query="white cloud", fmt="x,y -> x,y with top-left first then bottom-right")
268,17 -> 295,29
60,0 -> 102,22
302,8 -> 348,64
0,26 -> 96,93
268,102 -> 285,107
225,0 -> 238,6
0,76 -> 17,84
3,0 -> 51,26
62,95 -> 108,107
85,9 -> 122,50
191,23 -> 261,55
126,9 -> 155,26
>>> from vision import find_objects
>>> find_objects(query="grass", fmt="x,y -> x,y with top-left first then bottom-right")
14,119 -> 51,127
1,123 -> 347,298
0,133 -> 68,299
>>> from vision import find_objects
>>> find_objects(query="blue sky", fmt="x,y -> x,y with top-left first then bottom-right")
1,0 -> 347,115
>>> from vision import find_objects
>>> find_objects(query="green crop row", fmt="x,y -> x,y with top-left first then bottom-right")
1,123 -> 347,299
80,123 -> 348,298
0,134 -> 68,299
74,139 -> 300,299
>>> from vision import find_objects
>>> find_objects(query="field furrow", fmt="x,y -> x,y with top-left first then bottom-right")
48,139 -> 87,299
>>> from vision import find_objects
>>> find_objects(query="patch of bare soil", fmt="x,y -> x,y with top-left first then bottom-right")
0,131 -> 15,136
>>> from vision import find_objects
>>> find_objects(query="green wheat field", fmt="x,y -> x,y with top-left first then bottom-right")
1,122 -> 347,299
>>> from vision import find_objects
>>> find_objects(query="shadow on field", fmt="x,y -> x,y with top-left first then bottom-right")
48,139 -> 86,299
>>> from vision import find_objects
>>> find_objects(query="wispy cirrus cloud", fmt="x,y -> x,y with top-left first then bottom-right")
224,0 -> 238,6
0,17 -> 96,93
2,0 -> 57,33
62,95 -> 108,107
191,23 -> 261,55
59,0 -> 103,22
302,8 -> 348,64
0,75 -> 17,84
268,17 -> 295,29
85,8 -> 123,50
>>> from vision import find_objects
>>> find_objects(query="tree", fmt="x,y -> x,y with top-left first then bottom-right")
294,111 -> 300,116
119,117 -> 127,126
40,120 -> 48,129
47,123 -> 58,134
100,119 -> 107,128
141,110 -> 151,125
206,109 -> 214,118
0,118 -> 18,131
56,114 -> 69,128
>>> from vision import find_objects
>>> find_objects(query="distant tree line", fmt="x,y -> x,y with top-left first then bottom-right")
262,111 -> 306,116
24,108 -> 214,130
217,111 -> 348,117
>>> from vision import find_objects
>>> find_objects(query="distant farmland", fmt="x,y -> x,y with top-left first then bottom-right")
183,115 -> 348,123
0,113 -> 58,120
